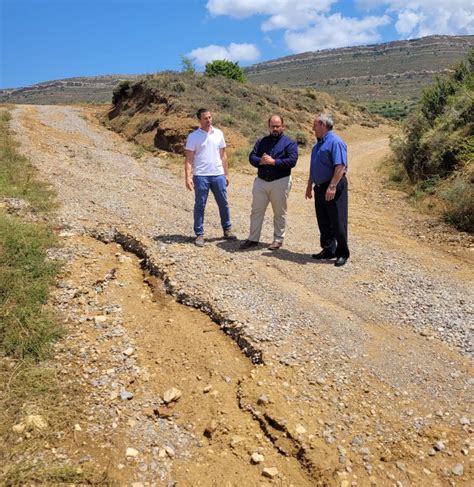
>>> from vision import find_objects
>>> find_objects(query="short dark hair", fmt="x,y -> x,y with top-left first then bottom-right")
268,114 -> 284,125
196,108 -> 210,119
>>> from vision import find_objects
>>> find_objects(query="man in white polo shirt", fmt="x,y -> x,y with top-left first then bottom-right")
184,108 -> 236,247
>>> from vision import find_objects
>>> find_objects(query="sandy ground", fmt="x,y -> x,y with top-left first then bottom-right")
4,104 -> 473,486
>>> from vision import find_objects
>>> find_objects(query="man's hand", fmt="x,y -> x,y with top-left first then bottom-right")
261,153 -> 275,165
185,177 -> 194,191
305,182 -> 313,200
325,186 -> 336,201
225,174 -> 230,187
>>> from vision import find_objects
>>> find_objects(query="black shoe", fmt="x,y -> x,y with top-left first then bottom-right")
239,240 -> 259,250
334,257 -> 348,267
311,250 -> 335,260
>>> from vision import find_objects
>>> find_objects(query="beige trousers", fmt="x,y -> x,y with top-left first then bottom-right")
248,176 -> 292,243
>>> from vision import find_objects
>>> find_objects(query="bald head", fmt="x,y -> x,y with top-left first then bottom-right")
268,115 -> 284,137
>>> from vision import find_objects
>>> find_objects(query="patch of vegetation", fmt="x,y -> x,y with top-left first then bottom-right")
365,99 -> 417,120
0,216 -> 62,358
112,79 -> 132,104
0,110 -> 102,484
389,50 -> 473,232
229,146 -> 255,169
2,460 -> 108,485
0,112 -> 57,212
180,55 -> 196,75
205,60 -> 245,82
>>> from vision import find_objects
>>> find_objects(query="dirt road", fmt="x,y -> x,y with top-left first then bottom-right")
7,105 -> 473,486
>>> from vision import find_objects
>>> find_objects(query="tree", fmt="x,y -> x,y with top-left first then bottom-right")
204,60 -> 245,82
180,55 -> 195,74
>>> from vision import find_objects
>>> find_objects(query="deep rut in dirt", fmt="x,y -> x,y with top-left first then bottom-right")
94,228 -> 343,485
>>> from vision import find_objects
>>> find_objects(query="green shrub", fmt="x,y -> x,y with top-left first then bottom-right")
295,132 -> 308,146
205,60 -> 245,82
172,82 -> 186,92
230,147 -> 252,168
389,49 -> 473,231
180,55 -> 196,74
440,173 -> 474,232
112,80 -> 132,104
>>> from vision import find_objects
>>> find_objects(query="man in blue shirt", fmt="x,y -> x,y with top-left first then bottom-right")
240,115 -> 298,250
305,113 -> 350,266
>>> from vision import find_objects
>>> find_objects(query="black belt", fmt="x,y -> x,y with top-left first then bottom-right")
314,181 -> 330,188
258,174 -> 290,182
314,174 -> 346,188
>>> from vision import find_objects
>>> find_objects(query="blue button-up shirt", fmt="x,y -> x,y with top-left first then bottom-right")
310,131 -> 347,184
249,133 -> 298,182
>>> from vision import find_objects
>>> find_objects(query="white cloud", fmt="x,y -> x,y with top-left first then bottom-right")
285,13 -> 391,52
395,10 -> 425,35
187,43 -> 261,66
206,0 -> 473,56
206,0 -> 392,53
207,0 -> 335,29
357,1 -> 474,37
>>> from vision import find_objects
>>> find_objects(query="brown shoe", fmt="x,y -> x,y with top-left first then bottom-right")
239,239 -> 259,250
223,228 -> 237,240
195,235 -> 205,247
268,241 -> 282,250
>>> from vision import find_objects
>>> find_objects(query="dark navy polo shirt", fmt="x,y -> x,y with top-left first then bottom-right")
310,131 -> 347,185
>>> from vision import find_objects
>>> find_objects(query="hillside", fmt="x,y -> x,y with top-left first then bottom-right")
246,35 -> 474,104
106,72 -> 378,162
2,35 -> 472,113
0,74 -> 139,105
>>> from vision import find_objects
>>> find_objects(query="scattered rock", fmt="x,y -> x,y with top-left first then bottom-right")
434,441 -> 445,451
120,390 -> 134,401
351,435 -> 363,446
163,387 -> 182,404
12,423 -> 25,434
452,464 -> 464,476
24,415 -> 48,431
262,467 -> 279,478
126,447 -> 139,458
157,406 -> 174,418
295,424 -> 306,434
124,347 -> 134,356
257,394 -> 269,405
165,446 -> 175,457
230,435 -> 244,448
251,452 -> 265,464
142,407 -> 155,418
204,420 -> 218,439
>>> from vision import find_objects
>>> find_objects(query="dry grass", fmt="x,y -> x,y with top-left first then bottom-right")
0,109 -> 106,485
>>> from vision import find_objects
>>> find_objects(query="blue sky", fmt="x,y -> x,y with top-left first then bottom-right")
1,0 -> 473,88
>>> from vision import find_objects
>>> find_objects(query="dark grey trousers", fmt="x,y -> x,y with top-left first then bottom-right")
314,176 -> 350,258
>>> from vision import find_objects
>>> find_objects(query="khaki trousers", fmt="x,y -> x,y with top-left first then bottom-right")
248,175 -> 292,243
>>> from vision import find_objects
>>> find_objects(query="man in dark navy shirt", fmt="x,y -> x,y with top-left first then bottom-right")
240,115 -> 298,250
305,113 -> 350,267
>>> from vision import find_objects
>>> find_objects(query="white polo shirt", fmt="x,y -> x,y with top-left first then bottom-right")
185,126 -> 226,176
